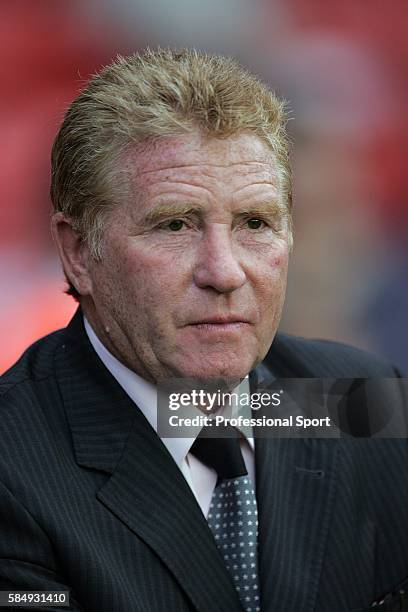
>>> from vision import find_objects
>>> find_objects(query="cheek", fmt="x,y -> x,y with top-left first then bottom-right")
271,246 -> 289,285
118,247 -> 182,305
259,248 -> 289,285
254,252 -> 288,316
272,252 -> 288,268
248,237 -> 289,265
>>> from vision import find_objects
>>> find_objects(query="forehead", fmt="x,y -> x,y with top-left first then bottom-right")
123,131 -> 277,184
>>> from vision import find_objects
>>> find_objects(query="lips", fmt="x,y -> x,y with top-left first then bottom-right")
189,316 -> 250,325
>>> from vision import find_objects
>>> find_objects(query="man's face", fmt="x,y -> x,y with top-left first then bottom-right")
85,131 -> 290,383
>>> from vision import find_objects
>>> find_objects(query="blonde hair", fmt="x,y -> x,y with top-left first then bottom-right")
50,48 -> 292,298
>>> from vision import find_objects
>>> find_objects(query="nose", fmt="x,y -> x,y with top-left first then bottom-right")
193,225 -> 247,293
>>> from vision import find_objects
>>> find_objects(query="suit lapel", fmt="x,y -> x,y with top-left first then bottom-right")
251,351 -> 340,612
97,414 -> 243,612
55,310 -> 243,612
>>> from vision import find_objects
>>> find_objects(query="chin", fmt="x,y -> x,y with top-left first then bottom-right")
176,357 -> 255,384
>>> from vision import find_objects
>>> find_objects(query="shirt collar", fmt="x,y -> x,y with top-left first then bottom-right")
83,316 -> 254,467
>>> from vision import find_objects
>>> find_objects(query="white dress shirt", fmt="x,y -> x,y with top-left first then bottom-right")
84,317 -> 255,518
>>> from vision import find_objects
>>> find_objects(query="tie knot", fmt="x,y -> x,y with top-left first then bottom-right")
189,424 -> 247,479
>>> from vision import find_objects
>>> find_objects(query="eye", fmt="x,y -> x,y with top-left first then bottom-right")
166,219 -> 185,231
246,218 -> 265,230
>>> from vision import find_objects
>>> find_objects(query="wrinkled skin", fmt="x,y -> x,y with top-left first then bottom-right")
54,131 -> 291,384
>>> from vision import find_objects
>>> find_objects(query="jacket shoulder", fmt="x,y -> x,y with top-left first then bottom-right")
266,333 -> 399,378
0,328 -> 65,396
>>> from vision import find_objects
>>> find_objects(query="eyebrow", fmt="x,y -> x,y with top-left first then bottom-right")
142,199 -> 288,226
237,200 -> 288,218
143,202 -> 202,225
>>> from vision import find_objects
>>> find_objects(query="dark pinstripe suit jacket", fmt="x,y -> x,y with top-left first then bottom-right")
1,309 -> 407,611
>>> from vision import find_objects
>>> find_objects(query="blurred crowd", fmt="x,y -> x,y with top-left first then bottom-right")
1,0 -> 407,373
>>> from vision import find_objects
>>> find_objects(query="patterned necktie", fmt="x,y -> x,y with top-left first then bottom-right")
190,425 -> 261,612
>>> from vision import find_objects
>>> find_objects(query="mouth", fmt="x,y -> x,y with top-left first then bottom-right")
187,317 -> 251,332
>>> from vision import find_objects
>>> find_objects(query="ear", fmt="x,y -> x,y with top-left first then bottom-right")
51,212 -> 93,296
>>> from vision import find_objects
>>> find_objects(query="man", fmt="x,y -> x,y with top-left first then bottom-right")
0,49 -> 407,612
